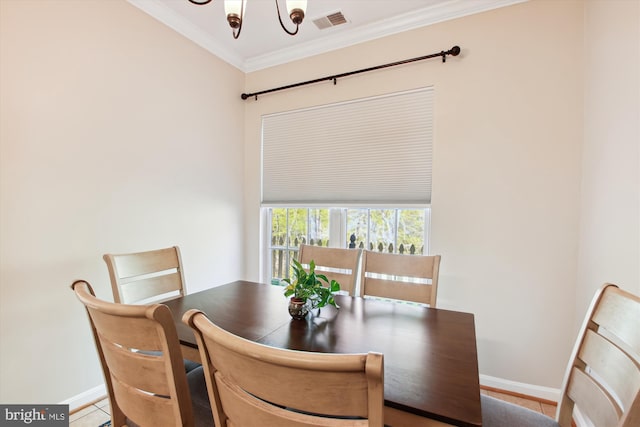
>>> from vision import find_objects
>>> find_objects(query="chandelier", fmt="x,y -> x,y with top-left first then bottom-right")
187,0 -> 307,39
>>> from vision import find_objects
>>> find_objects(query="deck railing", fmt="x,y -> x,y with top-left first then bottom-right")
270,234 -> 424,280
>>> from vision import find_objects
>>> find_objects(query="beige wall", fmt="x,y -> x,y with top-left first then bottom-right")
0,0 -> 245,403
244,0 -> 585,390
578,1 -> 640,312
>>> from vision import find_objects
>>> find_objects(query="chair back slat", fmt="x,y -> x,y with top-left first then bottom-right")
114,247 -> 180,278
111,376 -> 180,427
592,288 -> 640,358
88,308 -> 163,349
100,340 -> 171,396
363,251 -> 435,277
361,277 -> 432,304
360,251 -> 441,307
578,329 -> 640,412
184,309 -> 384,427
104,246 -> 186,304
215,372 -> 371,427
200,334 -> 370,415
119,272 -> 183,304
298,244 -> 361,296
566,367 -> 621,427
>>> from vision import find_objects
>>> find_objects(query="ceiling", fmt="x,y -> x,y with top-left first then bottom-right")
128,0 -> 524,72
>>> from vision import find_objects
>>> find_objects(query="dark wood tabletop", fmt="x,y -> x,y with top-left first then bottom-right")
164,280 -> 482,427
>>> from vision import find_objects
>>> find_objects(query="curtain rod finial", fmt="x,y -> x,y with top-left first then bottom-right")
449,46 -> 461,56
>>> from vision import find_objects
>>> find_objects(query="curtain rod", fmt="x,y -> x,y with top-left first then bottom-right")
241,45 -> 460,101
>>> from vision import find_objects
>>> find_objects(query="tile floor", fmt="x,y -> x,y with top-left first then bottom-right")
70,398 -> 110,426
69,388 -> 557,426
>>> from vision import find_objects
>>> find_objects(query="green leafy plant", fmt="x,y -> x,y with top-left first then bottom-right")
283,259 -> 341,309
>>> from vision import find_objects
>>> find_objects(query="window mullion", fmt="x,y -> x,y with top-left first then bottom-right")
328,208 -> 343,248
367,209 -> 372,251
394,209 -> 399,253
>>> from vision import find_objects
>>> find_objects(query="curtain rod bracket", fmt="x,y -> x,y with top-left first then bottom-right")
240,45 -> 461,100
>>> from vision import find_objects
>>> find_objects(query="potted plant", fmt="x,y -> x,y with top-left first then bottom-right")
282,259 -> 341,320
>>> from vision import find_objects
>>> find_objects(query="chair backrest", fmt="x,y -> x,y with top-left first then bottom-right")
359,251 -> 441,307
183,309 -> 384,427
71,280 -> 195,427
103,246 -> 185,304
556,283 -> 640,427
298,244 -> 361,296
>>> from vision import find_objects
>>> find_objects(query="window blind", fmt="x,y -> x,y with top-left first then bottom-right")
262,87 -> 434,206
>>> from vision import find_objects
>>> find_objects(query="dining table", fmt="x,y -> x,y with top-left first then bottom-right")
164,280 -> 482,427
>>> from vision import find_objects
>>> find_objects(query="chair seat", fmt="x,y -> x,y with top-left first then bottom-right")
481,395 -> 559,427
184,359 -> 202,374
187,366 -> 214,427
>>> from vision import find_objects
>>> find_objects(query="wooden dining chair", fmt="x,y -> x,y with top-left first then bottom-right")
70,280 -> 213,427
298,244 -> 361,296
359,251 -> 441,307
103,246 -> 186,304
482,283 -> 640,427
183,308 -> 385,427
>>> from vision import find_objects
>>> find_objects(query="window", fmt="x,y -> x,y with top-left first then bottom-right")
261,88 -> 434,283
264,207 -> 430,282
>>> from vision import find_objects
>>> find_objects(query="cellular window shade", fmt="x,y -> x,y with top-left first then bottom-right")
262,87 -> 434,205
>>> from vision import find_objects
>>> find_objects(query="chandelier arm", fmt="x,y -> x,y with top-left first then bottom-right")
232,23 -> 242,39
187,0 -> 213,5
275,0 -> 299,36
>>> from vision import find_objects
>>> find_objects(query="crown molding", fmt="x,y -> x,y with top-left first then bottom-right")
244,0 -> 526,72
129,0 -> 526,73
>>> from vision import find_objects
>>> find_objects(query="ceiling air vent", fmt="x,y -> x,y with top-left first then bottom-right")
312,11 -> 348,30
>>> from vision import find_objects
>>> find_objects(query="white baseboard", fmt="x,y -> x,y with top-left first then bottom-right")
60,384 -> 106,412
480,374 -> 561,402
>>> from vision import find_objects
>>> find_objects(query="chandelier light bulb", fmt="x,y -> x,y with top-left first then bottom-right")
286,0 -> 306,25
224,0 -> 242,16
225,0 -> 243,27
